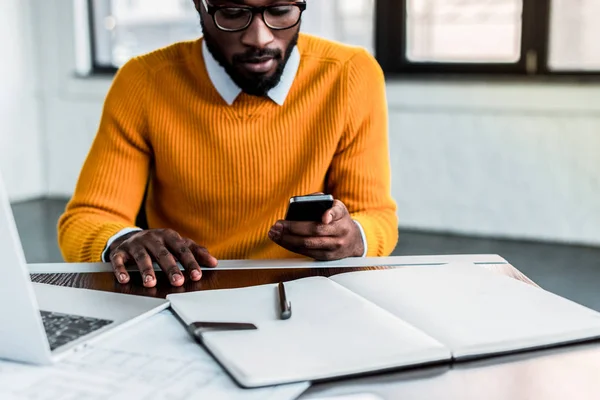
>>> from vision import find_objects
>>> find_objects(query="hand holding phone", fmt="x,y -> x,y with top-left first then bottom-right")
268,194 -> 365,261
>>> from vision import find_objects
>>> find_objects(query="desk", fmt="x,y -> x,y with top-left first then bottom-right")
28,256 -> 600,399
302,341 -> 600,400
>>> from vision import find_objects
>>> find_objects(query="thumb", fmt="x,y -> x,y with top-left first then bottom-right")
322,200 -> 347,225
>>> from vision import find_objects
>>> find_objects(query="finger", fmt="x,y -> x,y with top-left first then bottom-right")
309,249 -> 346,262
270,220 -> 338,238
129,246 -> 157,287
166,237 -> 202,281
271,233 -> 339,255
190,244 -> 218,268
322,200 -> 348,225
146,239 -> 184,287
110,251 -> 130,284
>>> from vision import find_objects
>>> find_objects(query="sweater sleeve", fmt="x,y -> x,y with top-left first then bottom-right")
327,48 -> 399,256
57,58 -> 151,262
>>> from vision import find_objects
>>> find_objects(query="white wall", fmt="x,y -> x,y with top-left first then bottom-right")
31,0 -> 600,246
0,0 -> 44,201
387,82 -> 600,245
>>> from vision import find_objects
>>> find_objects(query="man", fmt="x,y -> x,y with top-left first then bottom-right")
58,0 -> 398,288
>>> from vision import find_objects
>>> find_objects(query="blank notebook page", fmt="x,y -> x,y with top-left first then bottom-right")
330,263 -> 600,359
167,277 -> 449,388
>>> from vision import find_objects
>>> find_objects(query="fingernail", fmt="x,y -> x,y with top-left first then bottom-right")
191,270 -> 201,280
172,273 -> 183,283
144,275 -> 153,284
119,273 -> 128,282
272,222 -> 283,233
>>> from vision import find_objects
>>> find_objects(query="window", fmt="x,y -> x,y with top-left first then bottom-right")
548,0 -> 600,71
89,0 -> 201,71
377,0 -> 600,75
335,0 -> 374,54
405,0 -> 523,63
85,0 -> 374,73
86,0 -> 599,77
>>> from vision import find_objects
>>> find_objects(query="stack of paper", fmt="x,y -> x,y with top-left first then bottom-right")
0,311 -> 309,400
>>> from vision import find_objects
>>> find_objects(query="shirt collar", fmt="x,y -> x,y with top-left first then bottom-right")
202,39 -> 300,106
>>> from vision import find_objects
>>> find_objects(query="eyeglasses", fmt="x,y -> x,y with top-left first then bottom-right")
201,0 -> 306,32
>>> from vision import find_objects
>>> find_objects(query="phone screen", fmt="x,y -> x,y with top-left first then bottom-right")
285,195 -> 334,222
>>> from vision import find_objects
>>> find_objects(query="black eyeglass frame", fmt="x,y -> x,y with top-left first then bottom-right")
201,0 -> 307,32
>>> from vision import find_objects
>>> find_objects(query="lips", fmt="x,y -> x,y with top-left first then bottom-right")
240,57 -> 276,74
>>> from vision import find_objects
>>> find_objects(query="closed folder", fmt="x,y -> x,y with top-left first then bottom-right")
167,263 -> 600,388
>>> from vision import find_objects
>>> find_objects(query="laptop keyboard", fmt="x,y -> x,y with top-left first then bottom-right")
40,310 -> 114,350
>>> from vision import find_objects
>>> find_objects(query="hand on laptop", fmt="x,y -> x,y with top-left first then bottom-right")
268,199 -> 364,261
108,229 -> 218,288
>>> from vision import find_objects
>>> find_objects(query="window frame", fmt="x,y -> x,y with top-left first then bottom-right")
87,0 -> 118,75
375,0 -> 600,78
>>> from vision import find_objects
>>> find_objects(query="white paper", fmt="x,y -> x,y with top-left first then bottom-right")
307,395 -> 384,400
0,311 -> 309,400
331,263 -> 600,359
168,277 -> 450,388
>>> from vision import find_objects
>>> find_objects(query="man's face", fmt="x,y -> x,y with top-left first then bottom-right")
194,0 -> 302,96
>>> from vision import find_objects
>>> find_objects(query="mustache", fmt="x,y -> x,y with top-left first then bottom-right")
232,48 -> 283,64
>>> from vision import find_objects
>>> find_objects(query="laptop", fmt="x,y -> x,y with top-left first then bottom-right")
0,170 -> 170,365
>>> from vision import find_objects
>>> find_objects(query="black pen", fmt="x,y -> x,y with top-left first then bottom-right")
278,282 -> 292,320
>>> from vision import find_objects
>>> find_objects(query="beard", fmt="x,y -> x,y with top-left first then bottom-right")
201,18 -> 299,97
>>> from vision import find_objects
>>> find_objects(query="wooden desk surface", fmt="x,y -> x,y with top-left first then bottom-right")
32,266 -> 376,298
30,263 -> 600,400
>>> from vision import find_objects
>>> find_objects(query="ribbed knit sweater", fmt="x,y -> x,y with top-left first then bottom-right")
57,33 -> 398,262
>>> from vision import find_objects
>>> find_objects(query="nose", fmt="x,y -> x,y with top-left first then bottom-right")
240,13 -> 275,49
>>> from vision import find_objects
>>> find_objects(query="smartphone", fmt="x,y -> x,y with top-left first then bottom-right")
285,194 -> 334,222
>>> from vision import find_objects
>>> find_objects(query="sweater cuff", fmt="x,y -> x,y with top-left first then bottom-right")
89,223 -> 140,262
350,214 -> 387,257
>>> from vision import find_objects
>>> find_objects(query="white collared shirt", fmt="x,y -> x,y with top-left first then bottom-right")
102,41 -> 368,261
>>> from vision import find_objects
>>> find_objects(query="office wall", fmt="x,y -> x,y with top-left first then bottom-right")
386,83 -> 600,244
33,1 -> 600,245
0,0 -> 45,201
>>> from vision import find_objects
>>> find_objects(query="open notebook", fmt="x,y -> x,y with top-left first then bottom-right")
167,263 -> 600,388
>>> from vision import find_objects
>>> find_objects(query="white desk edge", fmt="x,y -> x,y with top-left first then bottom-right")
28,254 -> 508,274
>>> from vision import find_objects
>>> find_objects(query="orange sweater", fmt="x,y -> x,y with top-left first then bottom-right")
58,34 -> 398,262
